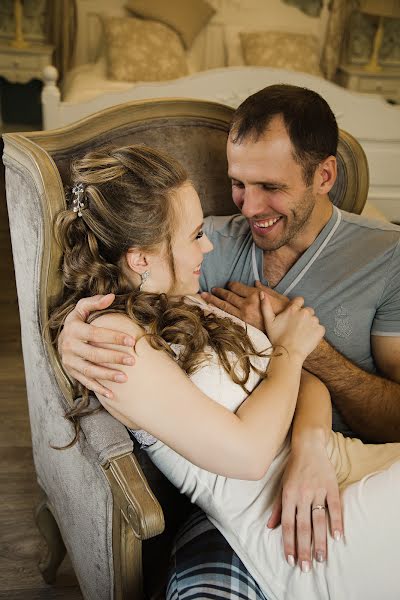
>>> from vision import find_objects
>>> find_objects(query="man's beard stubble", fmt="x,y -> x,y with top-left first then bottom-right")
252,187 -> 316,253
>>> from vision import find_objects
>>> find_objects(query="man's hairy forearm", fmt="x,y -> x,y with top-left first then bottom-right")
304,339 -> 400,442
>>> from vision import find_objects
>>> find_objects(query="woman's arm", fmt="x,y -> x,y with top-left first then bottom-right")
93,295 -> 324,481
291,371 -> 331,451
268,372 -> 343,569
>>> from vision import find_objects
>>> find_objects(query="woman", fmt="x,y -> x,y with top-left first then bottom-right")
50,144 -> 400,600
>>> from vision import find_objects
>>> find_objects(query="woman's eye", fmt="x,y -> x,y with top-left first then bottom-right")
195,229 -> 204,240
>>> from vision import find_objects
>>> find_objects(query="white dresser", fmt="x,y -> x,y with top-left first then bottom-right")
0,42 -> 53,84
336,64 -> 400,104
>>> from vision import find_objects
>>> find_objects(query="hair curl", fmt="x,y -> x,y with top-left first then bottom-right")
49,145 -> 271,448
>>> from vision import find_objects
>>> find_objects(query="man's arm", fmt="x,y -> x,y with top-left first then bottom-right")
304,335 -> 400,442
203,282 -> 400,442
58,293 -> 135,398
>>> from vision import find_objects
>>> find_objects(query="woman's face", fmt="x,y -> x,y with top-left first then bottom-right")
146,183 -> 213,296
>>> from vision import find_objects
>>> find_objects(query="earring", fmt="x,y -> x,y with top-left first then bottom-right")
139,270 -> 150,291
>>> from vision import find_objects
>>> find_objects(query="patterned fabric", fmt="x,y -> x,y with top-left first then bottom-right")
240,31 -> 323,76
129,427 -> 158,448
103,17 -> 189,83
167,508 -> 268,600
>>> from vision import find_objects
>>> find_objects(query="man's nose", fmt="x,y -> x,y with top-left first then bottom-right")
241,187 -> 267,218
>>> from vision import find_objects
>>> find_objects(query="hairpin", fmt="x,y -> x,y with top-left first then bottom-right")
71,183 -> 87,217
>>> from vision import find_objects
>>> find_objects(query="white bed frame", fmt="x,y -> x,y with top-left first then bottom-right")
42,65 -> 400,221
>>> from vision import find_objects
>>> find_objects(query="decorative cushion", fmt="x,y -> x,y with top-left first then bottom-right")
240,31 -> 322,76
125,0 -> 216,48
103,16 -> 189,83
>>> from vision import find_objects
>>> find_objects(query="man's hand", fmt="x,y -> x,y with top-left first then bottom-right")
267,443 -> 343,571
58,293 -> 136,399
200,281 -> 289,330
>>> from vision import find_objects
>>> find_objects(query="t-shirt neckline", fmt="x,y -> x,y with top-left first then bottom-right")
252,206 -> 342,294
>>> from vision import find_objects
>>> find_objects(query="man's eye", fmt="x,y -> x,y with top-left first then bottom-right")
232,181 -> 244,188
195,229 -> 204,239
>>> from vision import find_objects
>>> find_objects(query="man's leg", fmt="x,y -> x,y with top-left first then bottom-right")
166,508 -> 267,600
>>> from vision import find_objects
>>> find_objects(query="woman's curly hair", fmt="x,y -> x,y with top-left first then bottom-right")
48,145 -> 271,448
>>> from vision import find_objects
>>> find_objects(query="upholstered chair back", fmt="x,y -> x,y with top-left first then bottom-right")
2,98 -> 369,600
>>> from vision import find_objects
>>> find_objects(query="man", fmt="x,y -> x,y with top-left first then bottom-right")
59,85 -> 400,599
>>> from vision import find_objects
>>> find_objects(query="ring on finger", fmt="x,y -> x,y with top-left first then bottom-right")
312,504 -> 326,513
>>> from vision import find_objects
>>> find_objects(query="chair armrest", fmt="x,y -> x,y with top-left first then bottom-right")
79,398 -> 165,539
80,404 -> 134,465
104,453 -> 165,540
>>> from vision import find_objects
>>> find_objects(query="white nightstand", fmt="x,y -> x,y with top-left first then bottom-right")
0,42 -> 54,84
0,42 -> 54,126
336,64 -> 400,103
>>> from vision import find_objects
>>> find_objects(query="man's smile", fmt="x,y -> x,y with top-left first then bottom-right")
250,216 -> 283,234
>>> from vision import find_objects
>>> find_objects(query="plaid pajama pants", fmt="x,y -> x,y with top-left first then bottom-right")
166,508 -> 268,600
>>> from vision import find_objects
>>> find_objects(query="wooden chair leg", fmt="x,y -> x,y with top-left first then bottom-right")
35,498 -> 67,584
112,504 -> 144,600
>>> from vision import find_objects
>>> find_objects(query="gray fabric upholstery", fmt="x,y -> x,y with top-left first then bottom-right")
54,118 -> 236,216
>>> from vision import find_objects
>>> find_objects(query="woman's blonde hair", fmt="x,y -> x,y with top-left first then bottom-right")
49,145 -> 271,447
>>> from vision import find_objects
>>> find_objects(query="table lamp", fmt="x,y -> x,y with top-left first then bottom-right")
359,0 -> 400,72
10,0 -> 29,49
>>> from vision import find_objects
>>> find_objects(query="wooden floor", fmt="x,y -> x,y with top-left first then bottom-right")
0,138 -> 83,599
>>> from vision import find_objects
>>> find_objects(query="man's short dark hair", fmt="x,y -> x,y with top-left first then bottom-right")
230,84 -> 339,185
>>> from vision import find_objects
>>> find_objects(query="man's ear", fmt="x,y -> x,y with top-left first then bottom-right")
315,156 -> 337,195
125,248 -> 149,276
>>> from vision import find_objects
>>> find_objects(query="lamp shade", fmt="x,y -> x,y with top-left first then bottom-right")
359,0 -> 400,18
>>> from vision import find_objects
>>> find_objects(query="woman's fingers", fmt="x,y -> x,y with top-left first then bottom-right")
295,501 -> 313,572
290,296 -> 305,309
311,502 -> 328,563
266,493 -> 282,529
280,495 -> 297,567
327,488 -> 344,542
259,291 -> 275,328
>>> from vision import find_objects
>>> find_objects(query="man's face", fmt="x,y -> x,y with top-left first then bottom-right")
227,117 -> 317,252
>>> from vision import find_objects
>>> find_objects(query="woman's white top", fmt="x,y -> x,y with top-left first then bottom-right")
132,296 -> 400,600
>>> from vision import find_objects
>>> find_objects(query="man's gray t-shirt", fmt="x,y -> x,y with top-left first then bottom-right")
200,207 -> 400,436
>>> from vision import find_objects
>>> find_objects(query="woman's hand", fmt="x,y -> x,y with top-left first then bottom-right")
260,293 -> 325,360
267,441 -> 343,571
58,293 -> 135,398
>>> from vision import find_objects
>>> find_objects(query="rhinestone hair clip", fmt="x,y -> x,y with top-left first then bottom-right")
71,182 -> 87,217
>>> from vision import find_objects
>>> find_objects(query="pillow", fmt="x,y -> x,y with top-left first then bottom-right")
240,31 -> 322,76
103,17 -> 189,83
125,0 -> 216,48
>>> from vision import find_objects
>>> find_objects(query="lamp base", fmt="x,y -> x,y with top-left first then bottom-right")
10,39 -> 29,49
363,61 -> 382,73
363,15 -> 384,74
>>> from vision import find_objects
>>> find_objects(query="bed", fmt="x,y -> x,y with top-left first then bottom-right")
41,0 -> 400,221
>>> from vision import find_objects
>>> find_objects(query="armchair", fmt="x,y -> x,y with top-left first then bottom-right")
2,98 -> 369,600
